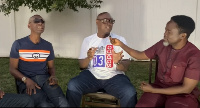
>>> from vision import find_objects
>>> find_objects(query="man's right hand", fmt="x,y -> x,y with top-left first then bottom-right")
26,78 -> 41,95
87,47 -> 97,60
0,90 -> 5,99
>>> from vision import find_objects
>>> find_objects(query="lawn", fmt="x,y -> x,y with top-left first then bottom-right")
0,57 -> 156,100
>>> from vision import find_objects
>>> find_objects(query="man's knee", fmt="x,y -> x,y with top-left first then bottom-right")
122,85 -> 137,98
22,95 -> 34,107
136,93 -> 165,107
124,87 -> 137,104
67,78 -> 81,91
58,97 -> 69,107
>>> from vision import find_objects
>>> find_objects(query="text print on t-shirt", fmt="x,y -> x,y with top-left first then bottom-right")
93,45 -> 113,68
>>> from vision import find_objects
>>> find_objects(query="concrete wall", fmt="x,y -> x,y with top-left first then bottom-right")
0,12 -> 15,57
0,0 -> 199,58
14,7 -> 96,58
97,0 -> 198,50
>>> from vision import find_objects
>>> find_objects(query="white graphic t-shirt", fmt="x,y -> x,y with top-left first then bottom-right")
79,33 -> 131,79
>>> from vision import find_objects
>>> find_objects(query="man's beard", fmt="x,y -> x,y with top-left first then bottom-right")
163,41 -> 169,46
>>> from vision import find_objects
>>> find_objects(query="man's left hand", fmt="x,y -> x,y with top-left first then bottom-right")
112,50 -> 124,64
140,82 -> 154,92
49,76 -> 58,85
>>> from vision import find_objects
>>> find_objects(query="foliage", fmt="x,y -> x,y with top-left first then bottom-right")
0,0 -> 102,15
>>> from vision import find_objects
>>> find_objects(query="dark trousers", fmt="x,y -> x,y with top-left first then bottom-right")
136,83 -> 199,108
18,74 -> 69,107
66,70 -> 137,107
0,93 -> 34,107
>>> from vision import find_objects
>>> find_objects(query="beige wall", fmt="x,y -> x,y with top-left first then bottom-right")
97,0 -> 198,50
14,7 -> 95,58
0,12 -> 15,57
195,0 -> 200,48
0,0 -> 199,58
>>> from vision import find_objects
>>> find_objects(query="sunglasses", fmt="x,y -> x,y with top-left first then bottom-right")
34,18 -> 45,24
97,18 -> 115,24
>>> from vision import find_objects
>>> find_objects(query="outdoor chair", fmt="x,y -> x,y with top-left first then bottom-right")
81,59 -> 157,107
80,68 -> 121,107
148,58 -> 158,83
81,89 -> 120,107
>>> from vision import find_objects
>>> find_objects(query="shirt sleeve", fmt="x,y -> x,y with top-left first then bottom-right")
10,40 -> 20,58
185,52 -> 200,81
144,40 -> 163,59
47,43 -> 55,61
79,38 -> 89,59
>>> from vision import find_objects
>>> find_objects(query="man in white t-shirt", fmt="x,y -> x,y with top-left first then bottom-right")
66,12 -> 137,107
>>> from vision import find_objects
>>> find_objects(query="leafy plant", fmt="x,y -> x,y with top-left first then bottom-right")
0,0 -> 102,15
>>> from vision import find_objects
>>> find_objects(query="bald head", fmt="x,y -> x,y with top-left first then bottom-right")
29,15 -> 43,23
28,14 -> 45,34
96,12 -> 114,37
96,12 -> 112,20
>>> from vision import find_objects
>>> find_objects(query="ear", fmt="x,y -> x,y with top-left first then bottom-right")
180,33 -> 187,39
96,20 -> 98,25
28,23 -> 31,29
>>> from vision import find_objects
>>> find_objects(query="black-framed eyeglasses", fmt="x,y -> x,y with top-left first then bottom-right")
34,18 -> 45,24
97,18 -> 115,24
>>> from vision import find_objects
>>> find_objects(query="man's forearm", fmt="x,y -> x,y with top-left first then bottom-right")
48,68 -> 55,76
79,57 -> 91,69
152,86 -> 192,95
9,58 -> 26,81
10,68 -> 26,81
120,43 -> 148,60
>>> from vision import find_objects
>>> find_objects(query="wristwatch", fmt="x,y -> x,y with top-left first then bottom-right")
22,77 -> 27,83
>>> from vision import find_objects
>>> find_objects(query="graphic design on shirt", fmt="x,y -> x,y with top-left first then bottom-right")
93,45 -> 113,68
106,45 -> 113,68
19,50 -> 50,62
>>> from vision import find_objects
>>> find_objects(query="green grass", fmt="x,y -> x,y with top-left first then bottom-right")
0,57 -> 156,100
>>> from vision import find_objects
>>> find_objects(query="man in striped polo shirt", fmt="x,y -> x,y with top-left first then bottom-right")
9,15 -> 68,107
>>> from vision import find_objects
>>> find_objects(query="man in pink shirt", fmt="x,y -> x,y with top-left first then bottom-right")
110,15 -> 200,108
